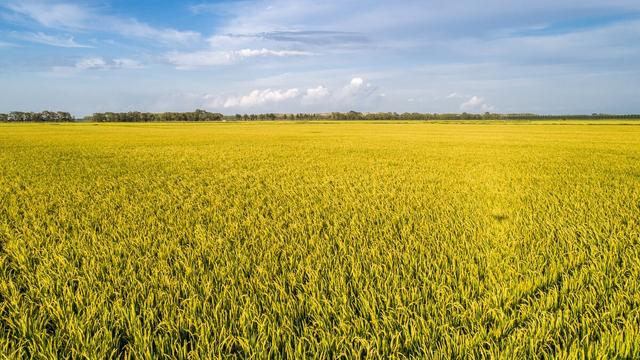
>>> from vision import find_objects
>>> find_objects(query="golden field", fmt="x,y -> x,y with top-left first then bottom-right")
1,121 -> 639,358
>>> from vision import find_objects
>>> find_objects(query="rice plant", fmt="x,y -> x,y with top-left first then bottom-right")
1,121 -> 638,358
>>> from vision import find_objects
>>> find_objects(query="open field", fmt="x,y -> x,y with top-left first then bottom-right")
1,121 -> 639,358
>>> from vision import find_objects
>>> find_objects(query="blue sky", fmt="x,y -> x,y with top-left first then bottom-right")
1,0 -> 639,115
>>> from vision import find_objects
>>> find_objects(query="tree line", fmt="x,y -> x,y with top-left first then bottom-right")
0,111 -> 73,122
86,110 -> 223,122
272,111 -> 640,121
2,110 -> 639,122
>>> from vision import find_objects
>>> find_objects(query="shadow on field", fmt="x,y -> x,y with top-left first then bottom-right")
492,214 -> 509,222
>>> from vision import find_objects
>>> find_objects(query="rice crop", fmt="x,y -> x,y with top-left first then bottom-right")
1,121 -> 639,358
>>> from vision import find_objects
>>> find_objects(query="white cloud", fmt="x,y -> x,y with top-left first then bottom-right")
14,32 -> 92,48
336,77 -> 378,101
6,1 -> 89,28
115,19 -> 201,44
211,0 -> 640,37
76,57 -> 108,70
4,1 -> 640,115
166,48 -> 313,68
166,51 -> 235,68
446,19 -> 640,66
349,77 -> 364,87
194,0 -> 640,69
302,85 -> 330,103
4,1 -> 201,45
207,34 -> 253,48
75,57 -> 142,70
222,88 -> 300,108
236,48 -> 313,57
50,57 -> 143,76
201,77 -> 381,111
188,3 -> 233,15
112,58 -> 144,69
460,95 -> 495,112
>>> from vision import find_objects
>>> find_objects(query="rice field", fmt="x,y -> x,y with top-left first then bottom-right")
1,121 -> 639,358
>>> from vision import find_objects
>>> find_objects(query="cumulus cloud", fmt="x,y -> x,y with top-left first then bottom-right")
350,77 -> 364,87
460,95 -> 495,112
201,77 -> 381,111
166,48 -> 313,68
336,77 -> 378,101
3,1 -> 640,114
302,85 -> 330,103
442,92 -> 496,112
222,88 -> 300,108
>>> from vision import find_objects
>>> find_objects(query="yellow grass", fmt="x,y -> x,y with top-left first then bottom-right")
1,121 -> 639,358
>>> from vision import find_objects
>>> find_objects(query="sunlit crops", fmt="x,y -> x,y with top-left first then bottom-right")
1,121 -> 639,358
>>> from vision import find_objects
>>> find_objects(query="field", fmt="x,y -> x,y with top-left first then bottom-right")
1,121 -> 639,358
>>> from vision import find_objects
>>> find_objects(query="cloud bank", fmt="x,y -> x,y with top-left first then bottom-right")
201,77 -> 382,111
166,48 -> 314,68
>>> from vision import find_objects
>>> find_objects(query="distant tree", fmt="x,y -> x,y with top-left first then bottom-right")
84,110 -> 223,122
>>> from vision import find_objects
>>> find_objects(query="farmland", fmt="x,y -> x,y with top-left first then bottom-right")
1,121 -> 639,358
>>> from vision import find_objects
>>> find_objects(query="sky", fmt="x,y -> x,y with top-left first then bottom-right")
0,0 -> 639,116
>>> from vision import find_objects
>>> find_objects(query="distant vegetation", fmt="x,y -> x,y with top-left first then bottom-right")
0,111 -> 73,122
2,110 -> 640,122
262,111 -> 640,121
86,110 -> 224,122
